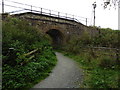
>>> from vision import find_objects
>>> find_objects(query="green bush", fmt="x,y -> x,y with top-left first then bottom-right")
86,68 -> 119,88
62,52 -> 119,88
2,17 -> 57,89
60,27 -> 120,88
98,56 -> 116,69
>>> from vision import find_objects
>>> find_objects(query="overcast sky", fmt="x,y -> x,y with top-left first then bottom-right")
0,0 -> 119,30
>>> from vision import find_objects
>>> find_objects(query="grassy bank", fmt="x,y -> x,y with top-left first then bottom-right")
62,51 -> 119,88
2,17 -> 57,89
59,27 -> 120,88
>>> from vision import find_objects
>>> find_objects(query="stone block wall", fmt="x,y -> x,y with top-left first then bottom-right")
11,12 -> 99,45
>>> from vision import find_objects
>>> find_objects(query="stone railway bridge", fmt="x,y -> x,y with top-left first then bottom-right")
6,12 -> 99,47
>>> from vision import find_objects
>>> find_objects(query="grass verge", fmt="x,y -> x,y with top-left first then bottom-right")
60,51 -> 119,88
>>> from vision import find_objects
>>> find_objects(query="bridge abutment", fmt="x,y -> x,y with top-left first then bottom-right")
10,12 -> 99,47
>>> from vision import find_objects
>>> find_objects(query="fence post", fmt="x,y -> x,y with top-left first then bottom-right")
116,49 -> 119,64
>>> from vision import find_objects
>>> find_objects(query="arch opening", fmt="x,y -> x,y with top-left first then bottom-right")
46,29 -> 64,48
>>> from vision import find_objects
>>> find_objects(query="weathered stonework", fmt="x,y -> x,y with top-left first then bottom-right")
11,12 -> 99,46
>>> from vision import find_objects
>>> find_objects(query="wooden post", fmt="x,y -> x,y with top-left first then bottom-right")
116,49 -> 119,64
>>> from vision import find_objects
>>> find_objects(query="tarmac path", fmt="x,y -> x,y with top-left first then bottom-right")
33,52 -> 84,88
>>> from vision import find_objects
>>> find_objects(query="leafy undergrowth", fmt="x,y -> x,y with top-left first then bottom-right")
61,51 -> 120,88
2,17 -> 57,89
57,27 -> 120,88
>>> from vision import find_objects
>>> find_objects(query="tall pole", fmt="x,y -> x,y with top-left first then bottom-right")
86,18 -> 87,26
93,7 -> 95,26
92,2 -> 97,26
2,0 -> 4,13
118,1 -> 120,30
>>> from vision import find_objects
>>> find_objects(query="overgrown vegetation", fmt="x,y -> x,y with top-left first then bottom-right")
60,27 -> 120,88
2,15 -> 120,89
2,17 -> 57,89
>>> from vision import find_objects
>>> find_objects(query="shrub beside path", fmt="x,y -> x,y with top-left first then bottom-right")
33,52 -> 84,88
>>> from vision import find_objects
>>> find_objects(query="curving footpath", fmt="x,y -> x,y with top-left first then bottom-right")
33,52 -> 84,88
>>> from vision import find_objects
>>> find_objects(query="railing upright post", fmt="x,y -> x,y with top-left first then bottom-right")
86,18 -> 87,26
66,13 -> 67,19
73,15 -> 74,20
41,8 -> 42,14
58,12 -> 60,17
49,10 -> 51,16
31,5 -> 32,12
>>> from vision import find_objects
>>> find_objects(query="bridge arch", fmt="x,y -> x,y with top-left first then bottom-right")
46,29 -> 64,48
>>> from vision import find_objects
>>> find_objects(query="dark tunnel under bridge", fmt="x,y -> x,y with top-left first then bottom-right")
46,29 -> 64,48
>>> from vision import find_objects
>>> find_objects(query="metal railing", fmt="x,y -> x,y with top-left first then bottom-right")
1,0 -> 90,25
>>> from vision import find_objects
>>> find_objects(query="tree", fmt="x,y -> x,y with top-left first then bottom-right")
103,0 -> 120,9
